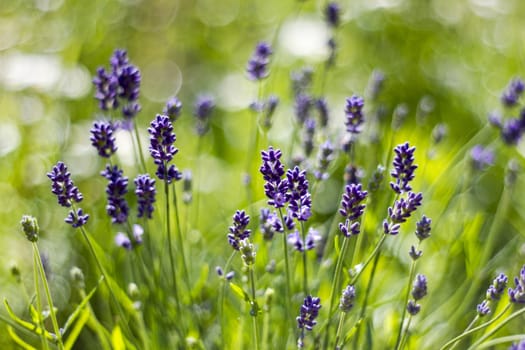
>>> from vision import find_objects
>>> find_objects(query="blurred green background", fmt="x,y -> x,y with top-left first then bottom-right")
1,0 -> 525,348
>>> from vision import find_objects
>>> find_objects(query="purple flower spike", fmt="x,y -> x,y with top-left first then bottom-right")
286,166 -> 312,222
247,41 -> 272,81
338,183 -> 368,237
390,142 -> 417,194
297,295 -> 321,331
415,215 -> 432,241
411,274 -> 428,300
260,146 -> 288,208
470,145 -> 494,170
501,77 -> 524,107
65,208 -> 89,228
325,2 -> 340,28
344,95 -> 365,134
508,264 -> 525,304
287,228 -> 321,252
228,210 -> 251,250
101,165 -> 129,224
47,161 -> 83,207
90,121 -> 117,158
115,232 -> 132,250
388,192 -> 423,225
487,273 -> 508,301
93,67 -> 118,111
148,114 -> 182,183
476,300 -> 491,316
194,95 -> 215,136
163,96 -> 183,122
134,174 -> 156,219
407,300 -> 421,316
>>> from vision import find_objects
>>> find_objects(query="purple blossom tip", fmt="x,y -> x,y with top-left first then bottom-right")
228,210 -> 251,250
247,41 -> 272,81
344,94 -> 365,134
134,174 -> 156,219
47,161 -> 83,207
390,142 -> 417,194
470,145 -> 494,170
90,121 -> 117,158
297,295 -> 321,331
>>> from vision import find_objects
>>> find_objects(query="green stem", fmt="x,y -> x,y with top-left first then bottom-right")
277,208 -> 292,333
33,251 -> 49,350
350,234 -> 387,285
467,304 -> 525,350
163,180 -> 183,329
394,242 -> 420,350
448,315 -> 479,350
440,303 -> 511,350
334,311 -> 347,349
172,185 -> 192,299
219,252 -> 236,348
33,243 -> 64,350
132,122 -> 148,173
300,221 -> 308,296
398,315 -> 413,349
249,267 -> 260,350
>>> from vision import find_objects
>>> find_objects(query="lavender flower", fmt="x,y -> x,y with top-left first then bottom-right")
338,183 -> 368,237
476,300 -> 491,316
325,2 -> 340,28
93,67 -> 118,111
228,210 -> 251,250
65,208 -> 89,228
115,232 -> 132,250
390,142 -> 417,194
314,140 -> 334,180
297,295 -> 321,331
239,238 -> 256,266
260,208 -> 282,240
501,118 -> 524,145
148,114 -> 182,183
470,145 -> 494,170
315,98 -> 329,128
295,93 -> 313,125
508,264 -> 525,304
90,121 -> 117,158
286,166 -> 312,221
407,300 -> 421,316
47,161 -> 83,207
344,95 -> 365,134
339,285 -> 356,313
261,95 -> 280,129
411,274 -> 428,300
415,215 -> 432,241
21,215 -> 39,243
163,96 -> 183,122
487,273 -> 508,300
194,95 -> 215,136
501,77 -> 524,107
101,165 -> 129,224
409,245 -> 423,260
246,41 -> 272,81
384,192 -> 423,235
260,147 -> 288,208
134,174 -> 156,219
287,228 -> 321,252
509,340 -> 525,350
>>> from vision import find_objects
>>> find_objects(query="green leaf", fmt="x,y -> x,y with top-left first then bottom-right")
64,308 -> 90,350
7,326 -> 37,350
229,282 -> 251,303
62,277 -> 101,335
111,325 -> 125,350
3,299 -> 55,341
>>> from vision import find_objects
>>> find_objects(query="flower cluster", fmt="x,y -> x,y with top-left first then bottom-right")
286,166 -> 312,222
338,183 -> 368,237
260,146 -> 287,208
115,224 -> 144,250
501,78 -> 524,107
339,284 -> 356,313
259,208 -> 282,241
508,264 -> 525,304
101,165 -> 129,224
325,2 -> 340,28
384,192 -> 423,235
476,273 -> 508,316
21,215 -> 39,243
148,114 -> 182,183
227,210 -> 251,250
287,228 -> 321,252
134,174 -> 156,219
193,95 -> 215,136
407,274 -> 427,316
246,42 -> 272,81
344,95 -> 365,134
48,162 -> 89,228
489,77 -> 525,145
390,142 -> 417,194
470,145 -> 494,170
163,96 -> 183,122
93,49 -> 141,121
297,295 -> 321,331
90,121 -> 117,158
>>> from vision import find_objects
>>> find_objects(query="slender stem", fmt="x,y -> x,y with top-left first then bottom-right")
334,311 -> 347,349
33,244 -> 64,350
33,251 -> 49,350
220,252 -> 237,348
249,267 -> 260,350
398,315 -> 413,349
300,221 -> 308,296
448,315 -> 479,350
277,208 -> 292,331
132,122 -> 148,173
163,180 -> 183,326
467,304 -> 524,350
394,242 -> 420,350
193,138 -> 203,230
440,304 -> 511,350
172,185 -> 192,299
323,235 -> 350,349
350,234 -> 387,285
